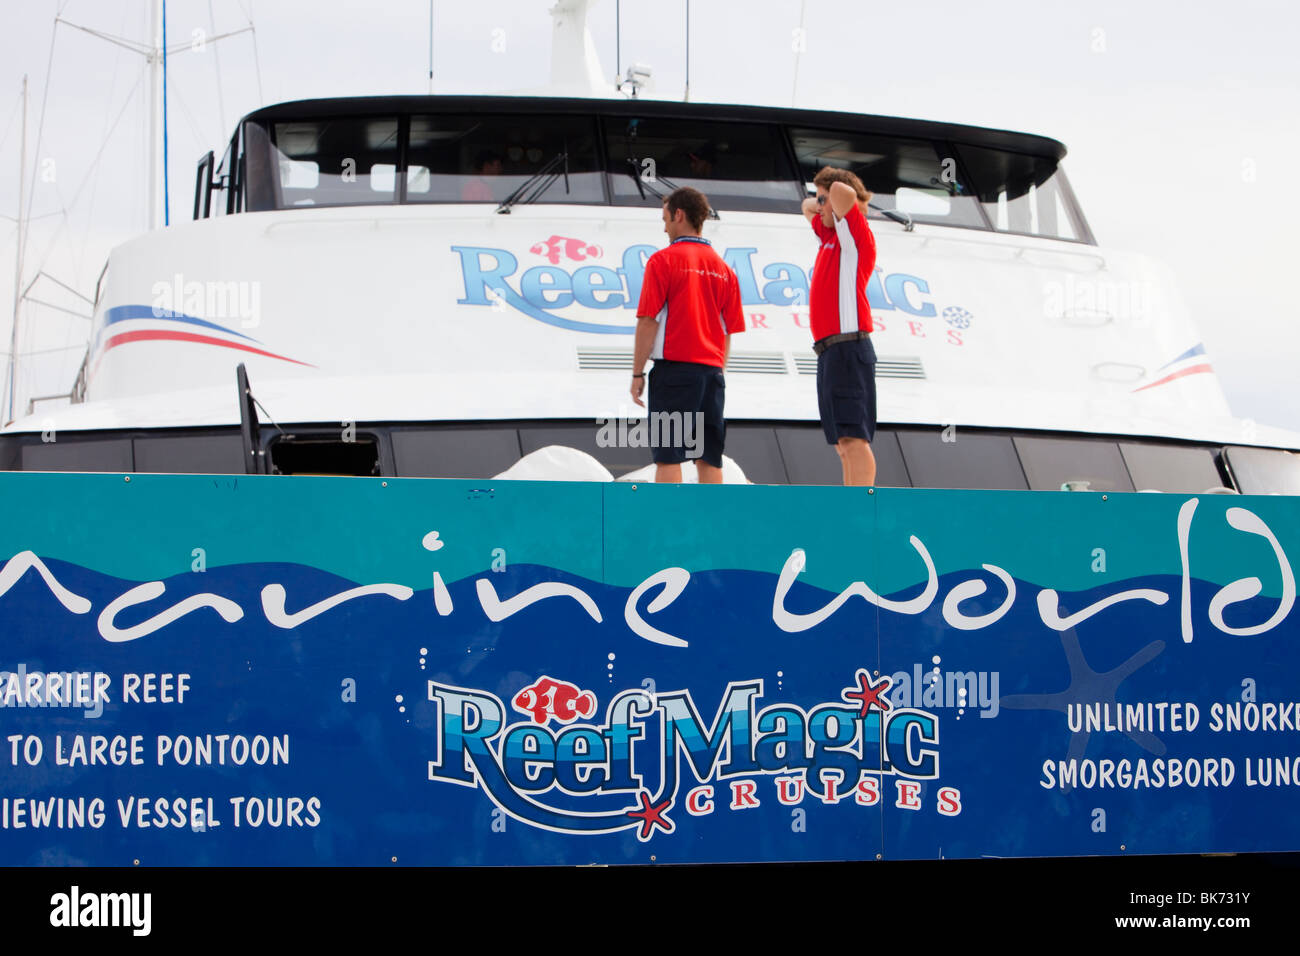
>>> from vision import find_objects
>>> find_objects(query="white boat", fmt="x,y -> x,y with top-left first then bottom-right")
4,91 -> 1298,496
2,0 -> 1297,495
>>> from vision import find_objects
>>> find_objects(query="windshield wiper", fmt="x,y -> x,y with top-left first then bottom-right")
624,118 -> 718,219
496,152 -> 570,214
869,201 -> 914,232
623,160 -> 720,220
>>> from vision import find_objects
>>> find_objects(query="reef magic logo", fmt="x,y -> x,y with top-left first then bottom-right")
426,670 -> 959,840
451,238 -> 941,334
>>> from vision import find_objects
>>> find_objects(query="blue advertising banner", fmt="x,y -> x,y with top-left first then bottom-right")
0,473 -> 1296,865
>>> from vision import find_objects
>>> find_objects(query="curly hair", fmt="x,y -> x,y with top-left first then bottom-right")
812,166 -> 873,204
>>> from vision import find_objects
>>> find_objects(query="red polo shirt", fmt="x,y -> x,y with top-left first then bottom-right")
809,203 -> 876,342
636,236 -> 745,367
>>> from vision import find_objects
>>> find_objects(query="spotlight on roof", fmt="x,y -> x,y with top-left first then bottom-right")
619,63 -> 653,98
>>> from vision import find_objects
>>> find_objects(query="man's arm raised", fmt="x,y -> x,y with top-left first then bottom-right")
829,180 -> 858,220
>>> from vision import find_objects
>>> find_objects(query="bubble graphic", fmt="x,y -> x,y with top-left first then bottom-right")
396,693 -> 405,714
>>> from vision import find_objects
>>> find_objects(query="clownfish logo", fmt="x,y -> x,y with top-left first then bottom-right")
512,676 -> 598,726
530,235 -> 603,265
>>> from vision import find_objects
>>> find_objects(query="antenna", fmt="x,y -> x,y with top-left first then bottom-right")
791,0 -> 806,106
684,0 -> 690,102
162,0 -> 171,227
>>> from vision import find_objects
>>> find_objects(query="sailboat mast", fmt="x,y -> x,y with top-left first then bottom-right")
6,76 -> 28,424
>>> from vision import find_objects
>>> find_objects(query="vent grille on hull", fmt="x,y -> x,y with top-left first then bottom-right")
793,354 -> 926,379
578,348 -> 788,374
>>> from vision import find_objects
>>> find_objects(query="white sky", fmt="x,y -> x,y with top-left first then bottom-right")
1,0 -> 1298,432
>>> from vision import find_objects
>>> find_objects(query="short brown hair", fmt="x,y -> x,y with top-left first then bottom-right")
663,187 -> 710,232
812,166 -> 873,204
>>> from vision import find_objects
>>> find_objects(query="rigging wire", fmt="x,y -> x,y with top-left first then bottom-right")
171,81 -> 214,151
7,17 -> 57,420
23,64 -> 148,302
17,54 -> 147,416
208,0 -> 228,133
0,91 -> 22,158
22,17 -> 59,261
791,0 -> 806,107
238,0 -> 266,106
80,0 -> 130,292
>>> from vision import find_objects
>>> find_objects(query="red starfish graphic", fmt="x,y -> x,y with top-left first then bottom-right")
843,670 -> 892,716
625,791 -> 674,841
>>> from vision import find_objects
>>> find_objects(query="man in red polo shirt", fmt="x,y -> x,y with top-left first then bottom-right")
802,166 -> 878,486
630,187 -> 745,483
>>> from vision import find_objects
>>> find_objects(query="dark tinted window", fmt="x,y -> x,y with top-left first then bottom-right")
1014,435 -> 1135,492
897,429 -> 1028,490
269,435 -> 380,476
134,434 -> 245,474
605,117 -> 801,213
393,427 -> 521,479
724,426 -> 787,485
1223,445 -> 1300,495
869,431 -> 911,487
774,427 -> 839,485
790,128 -> 985,229
775,427 -> 910,486
405,114 -> 603,205
1119,442 -> 1227,493
22,438 -> 133,473
519,425 -> 646,478
956,144 -> 1086,241
262,117 -> 401,207
0,437 -> 19,471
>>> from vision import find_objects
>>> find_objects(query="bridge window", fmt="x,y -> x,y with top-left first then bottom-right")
262,116 -> 401,207
956,144 -> 1089,241
404,114 -> 604,205
789,128 -> 986,229
605,118 -> 800,213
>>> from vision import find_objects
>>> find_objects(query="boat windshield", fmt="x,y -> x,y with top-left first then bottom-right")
218,105 -> 1092,242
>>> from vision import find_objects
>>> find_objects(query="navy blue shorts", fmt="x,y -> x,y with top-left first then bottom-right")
816,336 -> 877,444
648,360 -> 725,467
